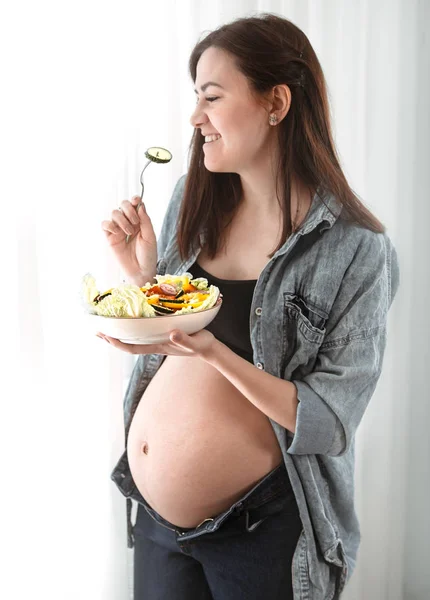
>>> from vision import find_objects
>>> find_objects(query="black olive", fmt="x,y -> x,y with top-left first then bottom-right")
93,292 -> 112,304
153,305 -> 175,315
159,298 -> 185,304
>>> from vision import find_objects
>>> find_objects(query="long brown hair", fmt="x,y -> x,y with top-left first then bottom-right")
177,12 -> 385,262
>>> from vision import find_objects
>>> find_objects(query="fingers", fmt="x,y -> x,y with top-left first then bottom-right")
101,196 -> 149,239
108,199 -> 141,237
96,333 -> 165,355
95,333 -> 193,356
119,198 -> 141,225
131,197 -> 151,229
130,195 -> 143,208
101,219 -> 123,237
112,201 -> 138,236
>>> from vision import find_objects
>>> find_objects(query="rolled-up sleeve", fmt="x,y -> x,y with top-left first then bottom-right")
287,232 -> 400,457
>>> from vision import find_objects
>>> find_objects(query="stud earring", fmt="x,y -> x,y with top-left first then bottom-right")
269,114 -> 278,125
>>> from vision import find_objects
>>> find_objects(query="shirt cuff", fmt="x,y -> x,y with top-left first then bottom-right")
287,380 -> 339,455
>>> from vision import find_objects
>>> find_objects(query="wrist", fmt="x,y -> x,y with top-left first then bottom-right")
203,337 -> 227,366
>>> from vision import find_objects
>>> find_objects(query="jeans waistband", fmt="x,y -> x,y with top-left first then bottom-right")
140,460 -> 291,534
235,460 -> 291,511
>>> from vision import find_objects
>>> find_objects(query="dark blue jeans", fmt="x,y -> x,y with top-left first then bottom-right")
132,461 -> 303,599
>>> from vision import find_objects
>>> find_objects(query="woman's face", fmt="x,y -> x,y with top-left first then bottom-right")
190,47 -> 276,174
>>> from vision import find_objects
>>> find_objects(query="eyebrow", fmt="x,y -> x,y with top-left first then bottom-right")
193,81 -> 225,94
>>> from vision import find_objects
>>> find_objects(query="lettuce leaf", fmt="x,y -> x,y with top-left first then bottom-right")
94,285 -> 156,317
81,273 -> 100,307
190,277 -> 209,290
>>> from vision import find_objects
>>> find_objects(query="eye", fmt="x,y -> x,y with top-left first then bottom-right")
195,96 -> 219,104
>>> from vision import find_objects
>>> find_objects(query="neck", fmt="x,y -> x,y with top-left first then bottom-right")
238,176 -> 313,230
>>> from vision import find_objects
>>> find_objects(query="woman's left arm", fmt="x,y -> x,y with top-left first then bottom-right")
202,339 -> 299,432
285,233 -> 400,458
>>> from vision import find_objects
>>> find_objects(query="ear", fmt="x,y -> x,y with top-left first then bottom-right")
268,84 -> 292,123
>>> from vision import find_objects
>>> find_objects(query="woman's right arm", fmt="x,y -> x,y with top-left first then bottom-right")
101,173 -> 188,286
101,195 -> 158,287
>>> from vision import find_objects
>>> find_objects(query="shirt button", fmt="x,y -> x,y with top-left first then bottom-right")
255,307 -> 262,316
256,362 -> 264,370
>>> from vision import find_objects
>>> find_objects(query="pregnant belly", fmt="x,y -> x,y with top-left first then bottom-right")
126,355 -> 284,528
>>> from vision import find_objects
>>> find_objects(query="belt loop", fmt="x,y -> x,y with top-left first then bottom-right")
245,510 -> 265,532
126,498 -> 134,548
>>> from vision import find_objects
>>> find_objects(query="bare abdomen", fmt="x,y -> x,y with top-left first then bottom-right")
126,355 -> 283,528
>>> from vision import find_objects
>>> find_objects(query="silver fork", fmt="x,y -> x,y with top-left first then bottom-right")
125,158 -> 152,244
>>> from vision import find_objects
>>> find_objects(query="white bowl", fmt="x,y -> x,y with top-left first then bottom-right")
86,296 -> 223,344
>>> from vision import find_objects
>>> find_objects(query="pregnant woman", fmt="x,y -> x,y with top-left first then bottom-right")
100,13 -> 399,600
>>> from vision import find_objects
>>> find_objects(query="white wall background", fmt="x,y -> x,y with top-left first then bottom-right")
1,1 -> 428,599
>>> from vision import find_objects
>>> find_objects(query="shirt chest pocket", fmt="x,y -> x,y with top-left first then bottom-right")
281,292 -> 328,379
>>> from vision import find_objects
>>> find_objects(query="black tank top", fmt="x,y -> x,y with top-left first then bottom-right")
189,260 -> 257,364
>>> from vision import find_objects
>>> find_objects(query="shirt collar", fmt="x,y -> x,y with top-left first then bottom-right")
298,186 -> 343,236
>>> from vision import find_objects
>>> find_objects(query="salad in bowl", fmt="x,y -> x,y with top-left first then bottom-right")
81,272 -> 223,344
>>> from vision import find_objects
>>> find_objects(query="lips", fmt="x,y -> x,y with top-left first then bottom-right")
205,133 -> 221,144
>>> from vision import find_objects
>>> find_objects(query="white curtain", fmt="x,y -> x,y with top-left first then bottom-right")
3,1 -> 428,599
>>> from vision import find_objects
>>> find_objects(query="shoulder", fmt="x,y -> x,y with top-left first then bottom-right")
308,190 -> 393,265
328,217 -> 400,308
161,174 -> 188,227
157,173 -> 188,255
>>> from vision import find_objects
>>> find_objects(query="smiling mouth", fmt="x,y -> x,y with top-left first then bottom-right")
203,137 -> 222,147
203,134 -> 221,146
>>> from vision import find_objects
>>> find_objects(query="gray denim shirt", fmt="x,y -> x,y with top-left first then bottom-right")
111,174 -> 400,599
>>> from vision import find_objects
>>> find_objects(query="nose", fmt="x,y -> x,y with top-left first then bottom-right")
189,100 -> 209,130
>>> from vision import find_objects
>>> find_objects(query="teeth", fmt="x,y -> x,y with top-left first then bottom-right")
205,134 -> 221,143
